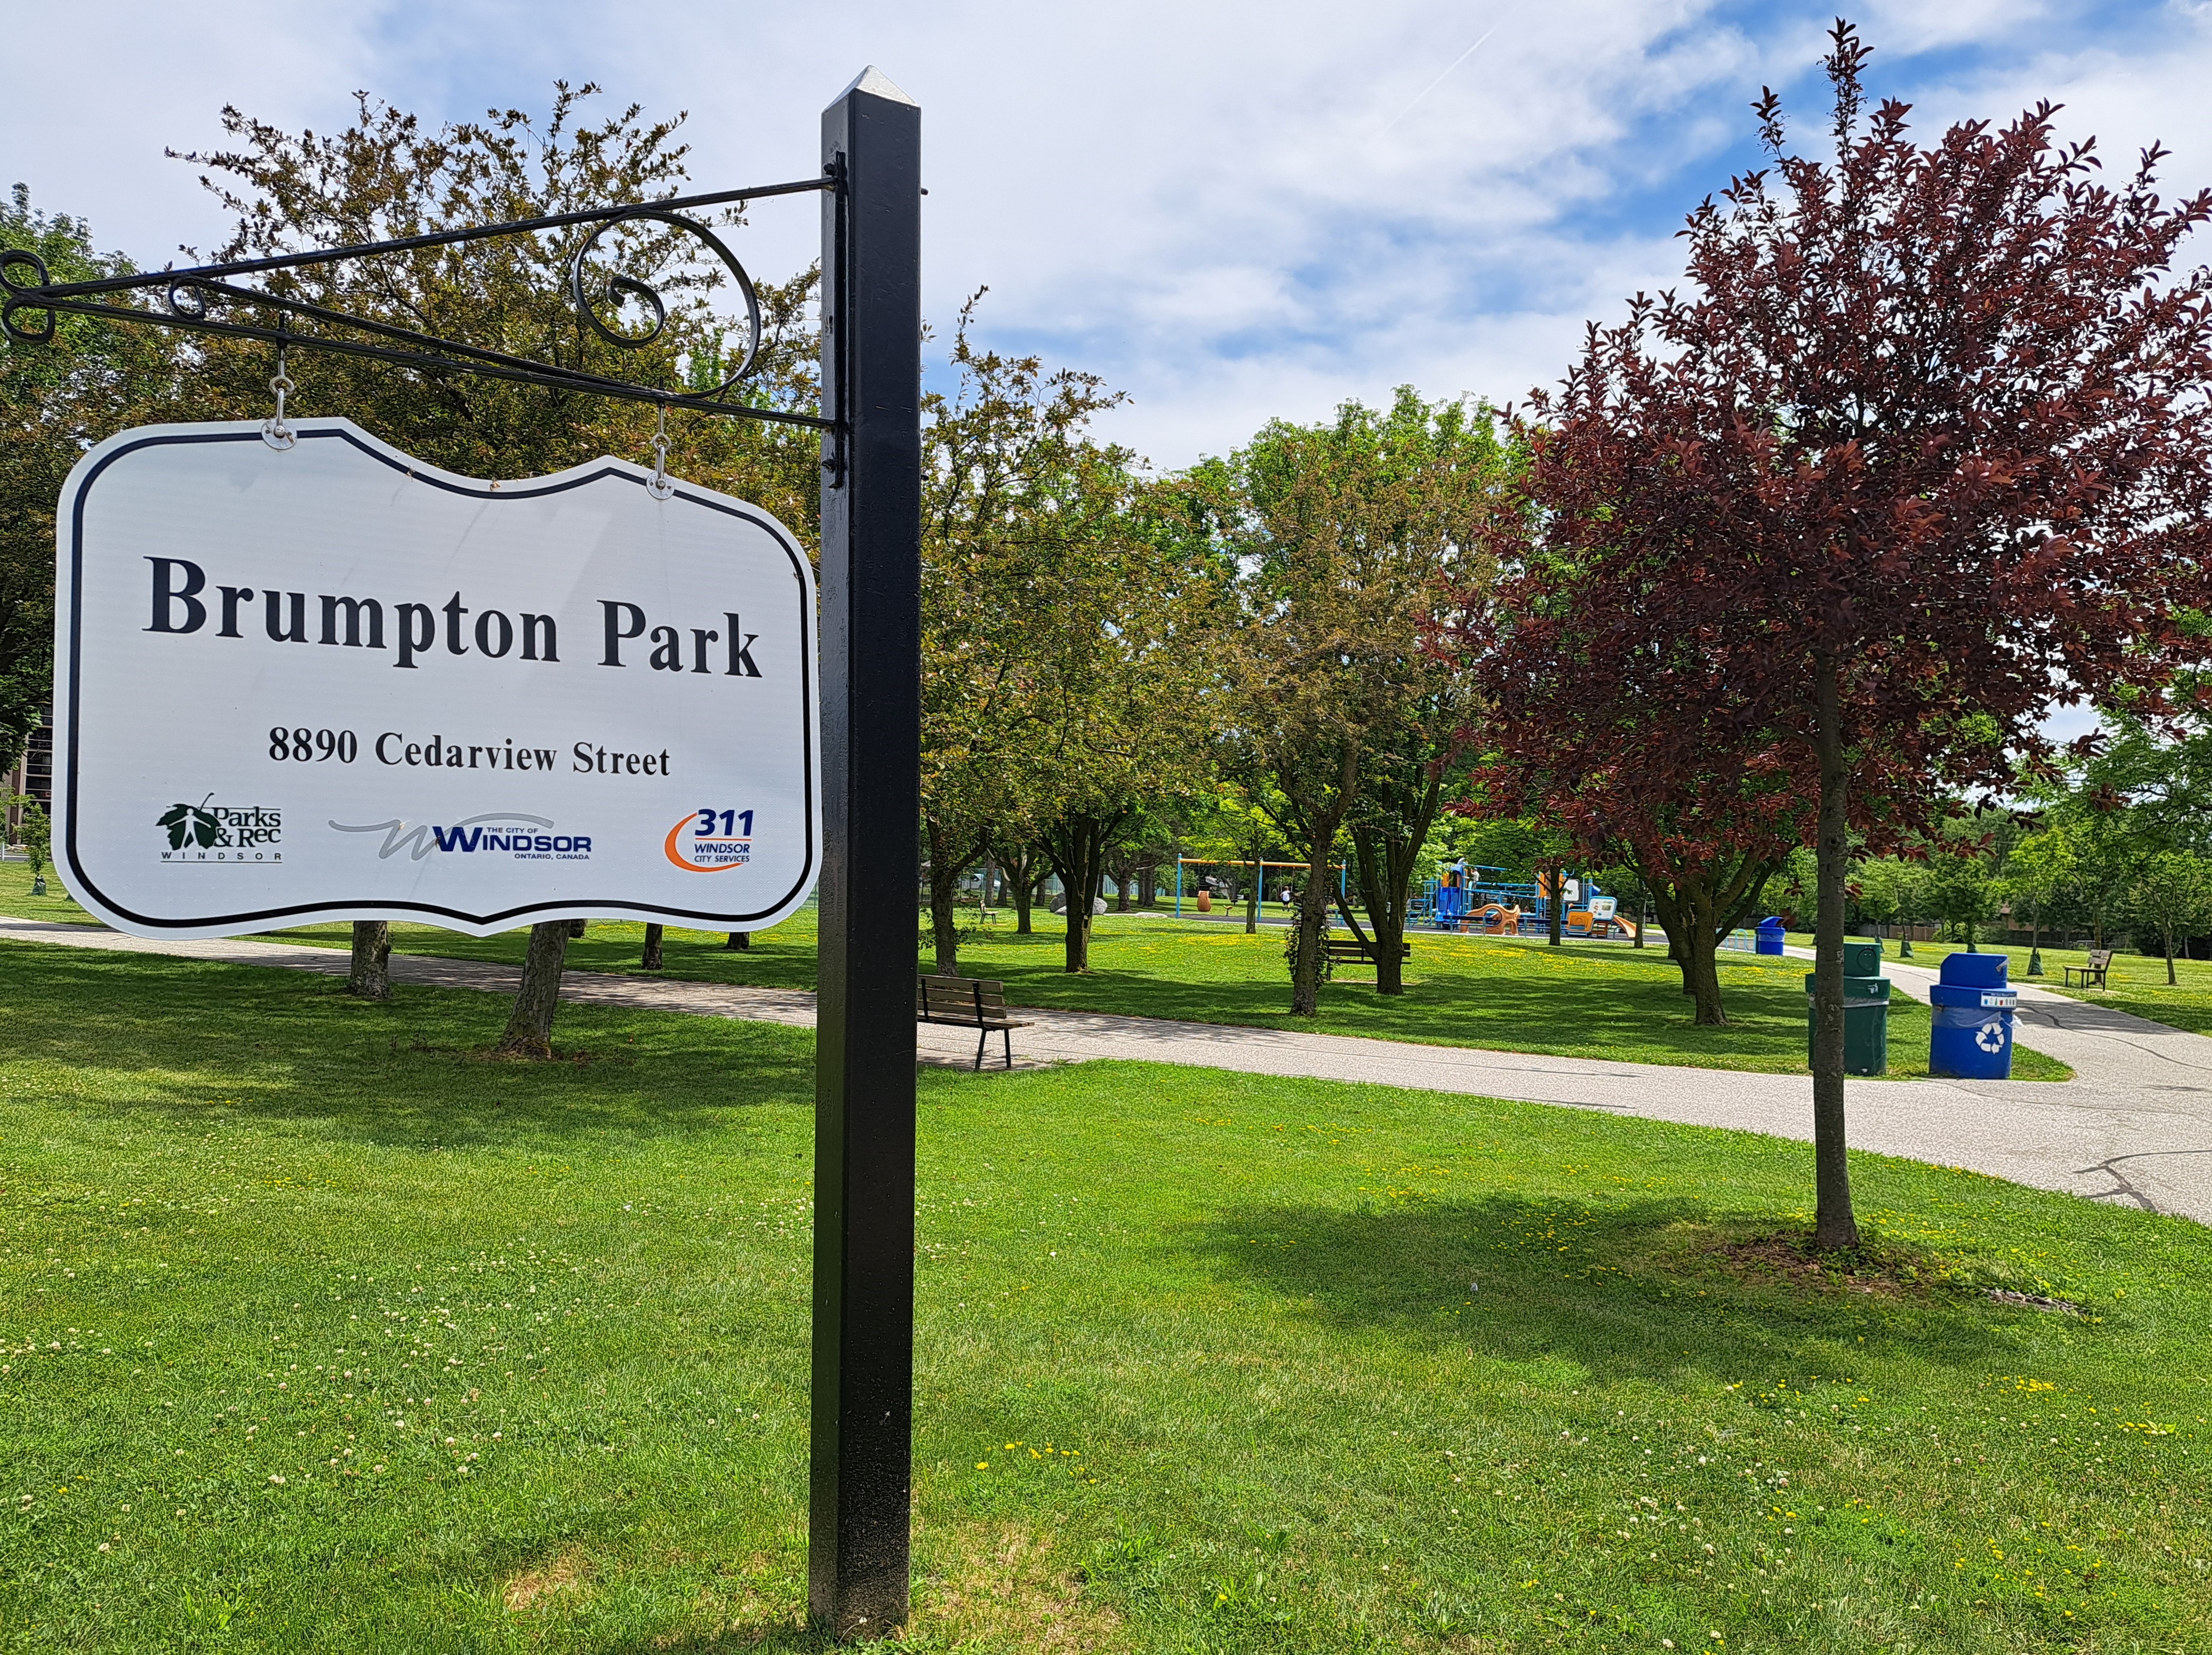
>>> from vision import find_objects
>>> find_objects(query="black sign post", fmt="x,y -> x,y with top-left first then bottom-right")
811,68 -> 922,1639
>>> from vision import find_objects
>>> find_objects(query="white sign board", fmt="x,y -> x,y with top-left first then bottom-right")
52,420 -> 820,939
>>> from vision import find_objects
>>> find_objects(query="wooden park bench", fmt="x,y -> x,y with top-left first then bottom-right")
917,975 -> 1032,1070
2063,948 -> 2113,989
1321,932 -> 1412,975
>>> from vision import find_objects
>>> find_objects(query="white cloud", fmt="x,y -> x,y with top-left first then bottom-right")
9,0 -> 2203,465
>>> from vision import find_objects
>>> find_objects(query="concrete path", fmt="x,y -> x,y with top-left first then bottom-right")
7,916 -> 2211,1226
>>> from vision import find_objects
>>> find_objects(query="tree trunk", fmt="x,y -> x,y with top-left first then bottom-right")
568,919 -> 586,938
498,921 -> 572,1057
725,931 -> 750,951
1345,760 -> 1445,998
1291,830 -> 1343,1017
1638,855 -> 1776,1027
1290,874 -> 1324,1017
924,817 -> 989,977
999,843 -> 1044,935
1245,841 -> 1261,935
1645,868 -> 1725,1023
1545,862 -> 1565,947
1810,654 -> 1860,1251
1287,748 -> 1361,1018
346,921 -> 392,1001
929,856 -> 964,976
641,924 -> 665,970
1042,813 -> 1120,973
1113,868 -> 1131,911
2167,931 -> 2178,986
1369,897 -> 1406,995
1634,897 -> 1647,949
1679,923 -> 1726,1026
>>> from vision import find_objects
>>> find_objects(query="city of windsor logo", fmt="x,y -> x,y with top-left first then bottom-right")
156,795 -> 284,863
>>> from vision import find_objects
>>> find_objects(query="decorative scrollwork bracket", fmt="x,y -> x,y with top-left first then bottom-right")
0,175 -> 838,434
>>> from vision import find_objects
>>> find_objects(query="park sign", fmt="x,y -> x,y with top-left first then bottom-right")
51,419 -> 820,939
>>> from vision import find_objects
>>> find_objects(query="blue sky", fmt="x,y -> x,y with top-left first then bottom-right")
12,0 -> 2210,491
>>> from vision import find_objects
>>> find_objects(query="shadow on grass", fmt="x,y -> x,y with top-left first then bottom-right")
1184,1194 -> 2021,1382
0,942 -> 814,1150
266,920 -> 826,993
982,940 -> 1827,1060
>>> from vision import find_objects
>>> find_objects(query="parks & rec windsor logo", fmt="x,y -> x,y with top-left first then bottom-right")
156,794 -> 284,864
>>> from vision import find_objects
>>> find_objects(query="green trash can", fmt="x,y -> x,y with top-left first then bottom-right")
1805,938 -> 1891,1075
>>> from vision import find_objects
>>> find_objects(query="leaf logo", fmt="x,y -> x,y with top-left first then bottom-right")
158,795 -> 221,850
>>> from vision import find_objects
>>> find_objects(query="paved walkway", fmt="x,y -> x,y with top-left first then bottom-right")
6,917 -> 2211,1226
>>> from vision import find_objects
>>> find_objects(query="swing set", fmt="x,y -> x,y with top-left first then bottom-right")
1173,857 -> 1347,919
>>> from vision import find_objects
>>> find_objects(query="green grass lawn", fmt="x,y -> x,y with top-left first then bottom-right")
0,939 -> 2202,1652
0,865 -> 2067,1080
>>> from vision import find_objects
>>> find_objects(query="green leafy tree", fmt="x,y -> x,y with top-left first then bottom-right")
1764,846 -> 1818,928
11,798 -> 48,893
1226,390 -> 1499,1012
1,187 -> 177,778
1929,851 -> 2001,951
1855,856 -> 1933,957
1028,472 -> 1226,973
2005,830 -> 2076,975
2130,852 -> 2212,984
917,306 -> 1132,974
1333,395 -> 1503,992
1849,854 -> 1896,947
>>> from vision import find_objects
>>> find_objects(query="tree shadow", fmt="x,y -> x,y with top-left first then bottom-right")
265,917 -> 827,993
981,936 -> 1833,1065
1,943 -> 814,1151
1182,1192 -> 2025,1385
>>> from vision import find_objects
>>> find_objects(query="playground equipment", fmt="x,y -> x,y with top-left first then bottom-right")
1566,895 -> 1628,939
1417,861 -> 1649,939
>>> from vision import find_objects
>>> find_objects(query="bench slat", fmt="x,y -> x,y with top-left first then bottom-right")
1319,937 -> 1412,962
917,976 -> 1027,1027
916,975 -> 1031,1071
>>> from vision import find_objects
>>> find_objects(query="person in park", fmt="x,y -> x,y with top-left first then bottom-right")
1465,22 -> 2212,1249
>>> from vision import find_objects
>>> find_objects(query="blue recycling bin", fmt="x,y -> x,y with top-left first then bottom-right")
1929,952 -> 2017,1079
1755,916 -> 1787,956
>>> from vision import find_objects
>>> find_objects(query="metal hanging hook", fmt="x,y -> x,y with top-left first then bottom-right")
647,401 -> 674,500
262,319 -> 297,452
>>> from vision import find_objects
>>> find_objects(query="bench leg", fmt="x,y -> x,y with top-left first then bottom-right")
1002,1026 -> 1014,1070
974,1026 -> 987,1071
